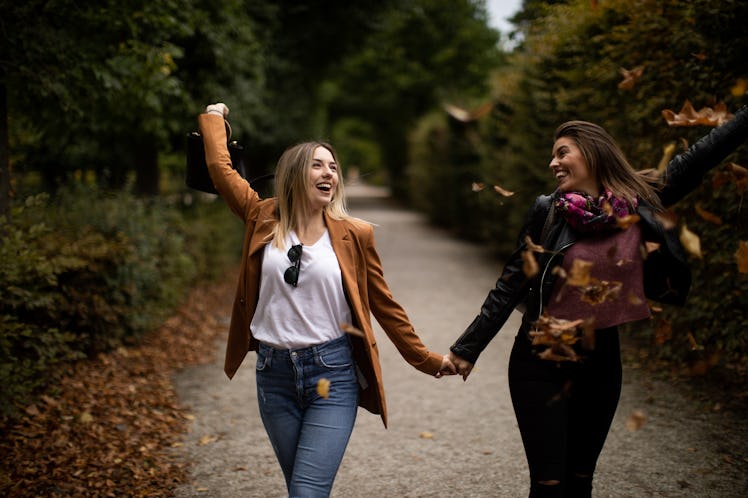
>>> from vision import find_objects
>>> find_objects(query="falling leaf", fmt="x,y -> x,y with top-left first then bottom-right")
340,323 -> 366,338
493,184 -> 515,197
654,210 -> 678,230
735,241 -> 748,274
618,65 -> 644,90
443,101 -> 493,122
691,52 -> 708,61
579,280 -> 622,305
731,78 -> 748,97
566,259 -> 594,286
521,250 -> 539,277
529,314 -> 595,362
694,203 -> 723,225
625,410 -> 647,432
654,318 -> 672,345
471,182 -> 485,192
679,224 -> 703,259
628,292 -> 644,305
687,332 -> 704,351
657,142 -> 677,172
726,162 -> 748,194
419,431 -> 434,439
317,378 -> 330,399
615,213 -> 641,230
524,235 -> 545,253
662,100 -> 734,127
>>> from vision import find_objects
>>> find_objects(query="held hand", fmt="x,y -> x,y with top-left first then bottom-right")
435,355 -> 457,378
447,351 -> 474,381
205,102 -> 229,117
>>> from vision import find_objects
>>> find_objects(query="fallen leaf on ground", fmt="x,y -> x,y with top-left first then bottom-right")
625,410 -> 647,432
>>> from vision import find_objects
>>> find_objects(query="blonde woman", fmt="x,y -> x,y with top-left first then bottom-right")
199,103 -> 455,497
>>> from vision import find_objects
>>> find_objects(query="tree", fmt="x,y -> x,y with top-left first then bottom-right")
326,0 -> 503,198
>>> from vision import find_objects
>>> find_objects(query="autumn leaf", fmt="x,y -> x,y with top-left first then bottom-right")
317,378 -> 330,399
618,65 -> 644,90
662,100 -> 734,127
566,259 -> 593,286
524,235 -> 545,253
654,210 -> 678,231
471,182 -> 485,192
529,314 -> 595,362
493,184 -> 515,197
419,431 -> 434,439
726,162 -> 748,194
657,142 -> 677,173
679,224 -> 703,259
654,318 -> 672,345
579,280 -> 622,305
443,101 -> 493,122
694,203 -> 723,225
687,332 -> 704,351
731,78 -> 748,97
735,241 -> 748,274
615,213 -> 641,229
198,434 -> 218,446
521,250 -> 539,277
625,410 -> 647,432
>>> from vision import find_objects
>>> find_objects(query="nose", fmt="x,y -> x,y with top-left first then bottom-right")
549,156 -> 558,169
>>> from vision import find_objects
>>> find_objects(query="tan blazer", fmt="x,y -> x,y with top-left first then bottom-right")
199,114 -> 442,427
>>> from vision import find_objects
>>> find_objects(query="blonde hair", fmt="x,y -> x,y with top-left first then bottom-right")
271,141 -> 350,248
554,121 -> 664,211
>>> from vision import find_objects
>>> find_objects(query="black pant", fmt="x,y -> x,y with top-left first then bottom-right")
508,327 -> 622,497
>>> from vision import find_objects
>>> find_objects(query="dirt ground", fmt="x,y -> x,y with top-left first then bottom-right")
171,185 -> 748,498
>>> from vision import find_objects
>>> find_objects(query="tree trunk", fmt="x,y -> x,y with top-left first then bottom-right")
0,78 -> 11,215
134,137 -> 159,196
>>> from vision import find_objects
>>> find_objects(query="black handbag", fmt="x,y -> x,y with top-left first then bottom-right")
185,119 -> 248,194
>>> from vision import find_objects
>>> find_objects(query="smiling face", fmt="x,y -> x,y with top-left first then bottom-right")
306,145 -> 339,211
549,137 -> 599,196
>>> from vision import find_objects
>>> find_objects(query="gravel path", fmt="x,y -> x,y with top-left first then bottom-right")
172,185 -> 748,497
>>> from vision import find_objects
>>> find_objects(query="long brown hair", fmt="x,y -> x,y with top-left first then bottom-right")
271,141 -> 349,248
554,121 -> 663,211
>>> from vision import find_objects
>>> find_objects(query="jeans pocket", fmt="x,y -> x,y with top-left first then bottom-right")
316,347 -> 353,369
255,349 -> 272,371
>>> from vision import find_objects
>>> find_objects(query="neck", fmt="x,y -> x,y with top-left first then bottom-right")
295,209 -> 326,245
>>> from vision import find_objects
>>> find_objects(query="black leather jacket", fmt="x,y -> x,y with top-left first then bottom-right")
451,106 -> 748,365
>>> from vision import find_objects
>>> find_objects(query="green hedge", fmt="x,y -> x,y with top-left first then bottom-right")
405,0 -> 748,366
0,185 -> 242,424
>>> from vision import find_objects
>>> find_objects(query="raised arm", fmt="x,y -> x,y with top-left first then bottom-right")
198,104 -> 260,220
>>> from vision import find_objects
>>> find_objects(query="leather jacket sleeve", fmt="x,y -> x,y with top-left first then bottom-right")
450,196 -> 551,364
659,105 -> 748,207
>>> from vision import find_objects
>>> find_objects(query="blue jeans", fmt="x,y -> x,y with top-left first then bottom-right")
255,335 -> 359,498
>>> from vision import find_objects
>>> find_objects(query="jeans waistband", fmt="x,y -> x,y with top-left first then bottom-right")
258,334 -> 350,359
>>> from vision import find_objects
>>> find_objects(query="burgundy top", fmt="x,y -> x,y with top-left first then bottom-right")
545,223 -> 651,329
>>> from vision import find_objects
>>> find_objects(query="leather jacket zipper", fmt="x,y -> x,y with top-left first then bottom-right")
534,241 -> 575,325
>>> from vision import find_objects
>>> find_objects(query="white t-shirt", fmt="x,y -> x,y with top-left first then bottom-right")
250,230 -> 351,349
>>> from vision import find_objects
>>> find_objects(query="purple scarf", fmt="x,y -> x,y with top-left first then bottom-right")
555,190 -> 637,233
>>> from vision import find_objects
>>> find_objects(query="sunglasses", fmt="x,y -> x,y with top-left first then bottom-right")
284,244 -> 303,287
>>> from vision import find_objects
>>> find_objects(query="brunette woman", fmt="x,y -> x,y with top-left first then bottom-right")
448,106 -> 748,498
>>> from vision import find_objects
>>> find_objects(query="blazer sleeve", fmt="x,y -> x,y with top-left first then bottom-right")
659,105 -> 748,207
361,223 -> 443,375
198,113 -> 260,220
